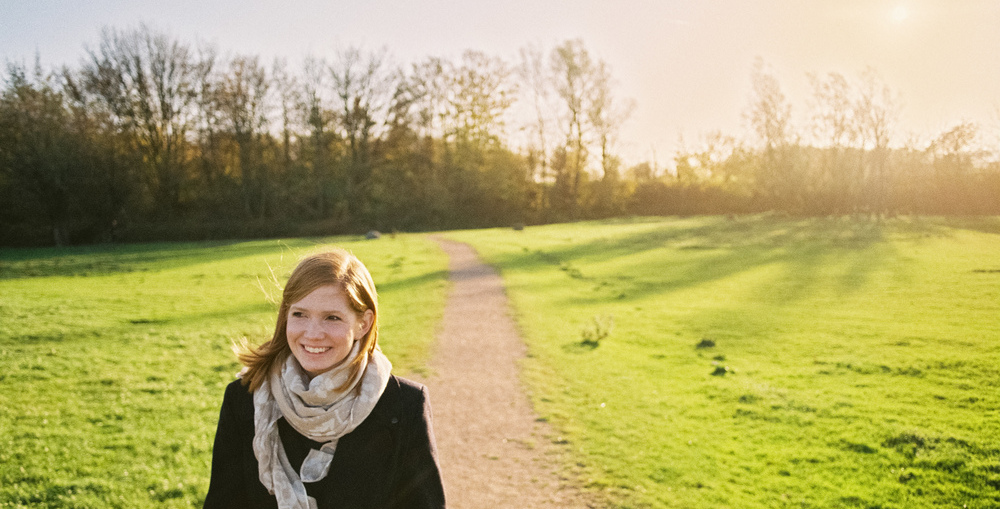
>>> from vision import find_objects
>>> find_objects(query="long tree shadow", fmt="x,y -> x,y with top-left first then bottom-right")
2,299 -> 278,346
490,215 -> 903,309
925,215 -> 1000,236
0,236 -> 357,280
376,269 -> 450,293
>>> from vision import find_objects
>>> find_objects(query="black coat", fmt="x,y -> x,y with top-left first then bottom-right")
203,375 -> 445,509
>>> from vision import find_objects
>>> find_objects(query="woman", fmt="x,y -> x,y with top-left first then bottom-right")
204,250 -> 446,509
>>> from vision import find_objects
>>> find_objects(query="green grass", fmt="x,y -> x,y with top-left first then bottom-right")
4,217 -> 999,508
0,234 -> 449,508
449,215 -> 1000,509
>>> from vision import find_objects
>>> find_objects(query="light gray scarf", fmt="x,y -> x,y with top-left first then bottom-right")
252,341 -> 392,509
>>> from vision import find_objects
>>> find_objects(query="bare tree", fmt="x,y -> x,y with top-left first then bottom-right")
516,44 -> 558,217
588,61 -> 633,176
443,51 -> 524,224
926,121 -> 981,212
808,72 -> 856,148
328,47 -> 400,224
216,55 -> 271,217
853,67 -> 899,216
81,25 -> 202,217
929,121 -> 978,167
746,58 -> 796,208
587,60 -> 634,216
405,57 -> 449,141
808,71 -> 858,211
272,58 -> 300,177
444,50 -> 514,150
300,55 -> 334,216
549,39 -> 595,217
747,58 -> 792,151
328,47 -> 399,221
191,45 -> 223,193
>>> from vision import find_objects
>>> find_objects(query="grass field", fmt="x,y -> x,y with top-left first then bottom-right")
449,215 -> 1000,509
3,216 -> 998,508
0,235 -> 449,508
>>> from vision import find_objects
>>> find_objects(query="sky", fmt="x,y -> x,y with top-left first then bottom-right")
2,0 -> 999,166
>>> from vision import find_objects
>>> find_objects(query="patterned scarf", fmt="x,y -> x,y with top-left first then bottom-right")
252,341 -> 392,509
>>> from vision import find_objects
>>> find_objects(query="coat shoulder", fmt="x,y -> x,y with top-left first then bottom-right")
389,375 -> 429,409
392,375 -> 427,396
220,378 -> 254,421
225,377 -> 249,393
224,378 -> 252,402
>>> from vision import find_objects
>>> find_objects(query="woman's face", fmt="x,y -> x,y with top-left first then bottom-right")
286,284 -> 373,378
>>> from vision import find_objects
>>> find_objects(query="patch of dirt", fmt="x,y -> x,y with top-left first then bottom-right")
419,237 -> 598,509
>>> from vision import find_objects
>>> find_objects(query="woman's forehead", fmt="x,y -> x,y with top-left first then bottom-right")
290,285 -> 352,309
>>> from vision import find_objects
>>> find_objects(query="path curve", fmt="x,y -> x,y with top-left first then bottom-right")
423,237 -> 596,509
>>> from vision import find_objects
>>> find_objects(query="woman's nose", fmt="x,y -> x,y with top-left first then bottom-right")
304,319 -> 324,338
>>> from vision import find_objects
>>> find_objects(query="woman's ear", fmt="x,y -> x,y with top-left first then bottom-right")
359,309 -> 374,336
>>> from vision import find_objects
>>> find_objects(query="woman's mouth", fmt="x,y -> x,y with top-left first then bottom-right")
303,345 -> 331,354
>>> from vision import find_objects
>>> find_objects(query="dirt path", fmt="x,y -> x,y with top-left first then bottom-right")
422,237 -> 596,509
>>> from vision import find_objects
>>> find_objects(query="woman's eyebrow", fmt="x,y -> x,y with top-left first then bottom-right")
289,305 -> 344,314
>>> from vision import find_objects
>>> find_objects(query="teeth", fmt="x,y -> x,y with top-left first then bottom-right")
304,346 -> 331,354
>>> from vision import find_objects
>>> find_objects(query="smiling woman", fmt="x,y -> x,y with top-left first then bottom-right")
285,285 -> 374,378
203,249 -> 445,509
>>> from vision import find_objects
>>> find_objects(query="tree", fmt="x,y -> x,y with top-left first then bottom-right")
517,44 -> 555,215
191,45 -> 226,206
81,25 -> 203,217
587,60 -> 633,216
853,67 -> 898,215
747,59 -> 792,152
62,65 -> 138,241
443,51 -> 522,225
328,47 -> 398,224
745,58 -> 797,209
807,71 -> 858,212
380,56 -> 451,228
926,121 -> 979,213
0,62 -> 134,245
215,55 -> 272,218
272,58 -> 300,175
0,64 -> 77,245
444,50 -> 513,149
549,39 -> 594,218
299,55 -> 335,217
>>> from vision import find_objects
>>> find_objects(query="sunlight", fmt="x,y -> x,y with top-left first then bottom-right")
890,4 -> 910,24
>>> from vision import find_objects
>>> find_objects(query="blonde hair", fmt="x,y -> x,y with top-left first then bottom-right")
237,249 -> 379,392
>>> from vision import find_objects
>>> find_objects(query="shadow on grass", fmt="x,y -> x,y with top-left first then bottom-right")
0,236 -> 353,280
377,269 -> 449,293
492,215 -> 906,307
929,216 -> 1000,236
2,300 -> 276,346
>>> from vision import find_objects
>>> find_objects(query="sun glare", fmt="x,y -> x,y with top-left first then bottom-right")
890,5 -> 910,24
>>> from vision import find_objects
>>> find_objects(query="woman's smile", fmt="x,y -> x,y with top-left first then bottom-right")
303,345 -> 332,354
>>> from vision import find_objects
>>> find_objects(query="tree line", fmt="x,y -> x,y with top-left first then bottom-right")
1,26 -> 997,246
662,59 -> 1000,217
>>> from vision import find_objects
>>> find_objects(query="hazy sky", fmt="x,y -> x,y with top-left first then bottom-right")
3,0 -> 998,165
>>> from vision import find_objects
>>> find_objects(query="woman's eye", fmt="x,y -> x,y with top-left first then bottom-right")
290,311 -> 304,318
325,315 -> 341,321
